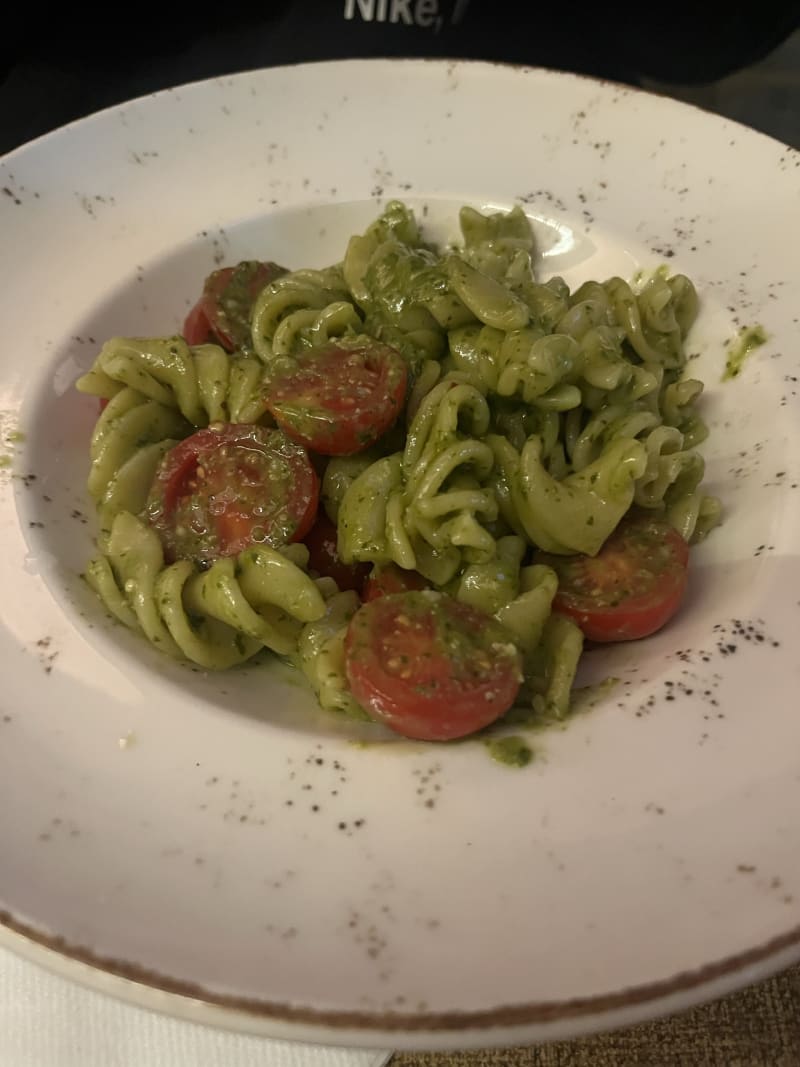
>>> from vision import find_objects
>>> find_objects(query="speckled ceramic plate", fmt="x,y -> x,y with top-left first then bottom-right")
1,59 -> 799,1052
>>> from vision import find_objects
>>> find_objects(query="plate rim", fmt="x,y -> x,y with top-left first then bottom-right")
3,906 -> 800,1047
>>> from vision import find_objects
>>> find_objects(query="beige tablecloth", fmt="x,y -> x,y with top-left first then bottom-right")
392,966 -> 800,1066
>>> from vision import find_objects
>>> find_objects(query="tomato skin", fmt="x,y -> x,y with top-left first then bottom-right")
145,424 -> 318,565
182,299 -> 213,345
344,591 -> 523,742
538,512 -> 690,643
201,260 -> 286,352
304,511 -> 370,593
264,337 -> 408,456
363,563 -> 430,601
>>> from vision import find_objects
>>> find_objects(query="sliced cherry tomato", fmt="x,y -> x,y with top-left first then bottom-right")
537,511 -> 690,643
304,511 -> 370,593
145,423 -> 318,565
201,260 -> 286,352
344,591 -> 523,741
363,563 -> 430,601
264,337 -> 408,456
182,299 -> 213,345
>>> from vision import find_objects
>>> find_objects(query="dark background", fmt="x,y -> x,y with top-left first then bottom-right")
1,4 -> 799,156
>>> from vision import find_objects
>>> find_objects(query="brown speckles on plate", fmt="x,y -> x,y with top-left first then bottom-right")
517,188 -> 568,212
263,923 -> 299,940
629,619 -> 781,728
735,867 -> 795,905
336,818 -> 367,836
37,816 -> 81,843
777,148 -> 800,172
714,618 -> 780,651
412,762 -> 443,810
265,869 -> 296,891
347,909 -> 389,961
34,636 -> 58,674
74,193 -> 118,219
128,149 -> 163,164
196,748 -> 370,831
764,468 -> 798,488
205,228 -> 231,266
753,543 -> 775,558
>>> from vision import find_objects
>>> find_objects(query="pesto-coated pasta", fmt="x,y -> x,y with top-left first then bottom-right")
77,200 -> 720,742
86,511 -> 326,670
76,337 -> 271,427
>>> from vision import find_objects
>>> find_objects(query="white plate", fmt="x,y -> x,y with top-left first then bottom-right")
1,59 -> 799,1052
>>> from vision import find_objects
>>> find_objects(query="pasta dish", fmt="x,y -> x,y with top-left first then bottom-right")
75,202 -> 720,744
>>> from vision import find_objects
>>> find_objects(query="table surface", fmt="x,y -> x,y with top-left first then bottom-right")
392,966 -> 800,1064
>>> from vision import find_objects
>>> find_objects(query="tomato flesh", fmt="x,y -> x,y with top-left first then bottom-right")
303,511 -> 370,593
265,338 -> 408,456
538,511 -> 690,643
345,591 -> 523,741
182,299 -> 213,345
201,260 -> 286,352
145,424 -> 318,565
363,563 -> 430,601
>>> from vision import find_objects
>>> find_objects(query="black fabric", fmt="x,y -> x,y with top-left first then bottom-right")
1,2 -> 798,154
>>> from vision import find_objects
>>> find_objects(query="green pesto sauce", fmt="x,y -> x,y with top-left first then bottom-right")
484,735 -> 534,767
501,700 -> 545,731
723,324 -> 768,381
498,676 -> 620,733
337,676 -> 620,765
569,676 -> 621,716
5,430 -> 25,443
632,264 -> 672,289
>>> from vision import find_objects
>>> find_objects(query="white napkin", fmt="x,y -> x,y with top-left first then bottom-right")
0,946 -> 393,1067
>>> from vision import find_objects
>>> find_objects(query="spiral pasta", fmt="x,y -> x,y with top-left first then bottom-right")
76,336 -> 271,427
251,266 -> 361,363
85,512 -> 326,670
337,203 -> 717,563
296,584 -> 370,719
77,198 -> 722,738
338,378 -> 502,584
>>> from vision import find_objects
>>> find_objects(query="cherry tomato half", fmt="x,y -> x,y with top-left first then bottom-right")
362,562 -> 430,602
303,510 -> 370,593
264,337 -> 408,456
344,591 -> 523,741
145,423 -> 318,565
201,260 -> 286,352
182,299 -> 213,345
537,511 -> 690,643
